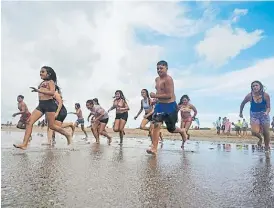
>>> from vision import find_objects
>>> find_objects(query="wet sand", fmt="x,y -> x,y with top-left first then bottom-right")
1,131 -> 274,208
2,126 -> 274,144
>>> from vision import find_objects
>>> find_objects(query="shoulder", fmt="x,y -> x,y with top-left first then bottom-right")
264,92 -> 270,99
155,77 -> 160,82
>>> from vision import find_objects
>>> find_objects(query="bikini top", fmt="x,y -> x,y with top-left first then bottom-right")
38,80 -> 50,89
180,104 -> 192,113
250,92 -> 267,112
142,98 -> 152,110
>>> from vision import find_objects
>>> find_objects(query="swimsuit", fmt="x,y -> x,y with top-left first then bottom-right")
250,92 -> 270,125
115,99 -> 128,121
180,105 -> 192,122
142,99 -> 153,121
54,99 -> 67,122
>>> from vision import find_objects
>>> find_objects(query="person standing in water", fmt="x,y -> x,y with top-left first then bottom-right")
108,90 -> 130,145
178,95 -> 197,140
242,118 -> 248,137
12,95 -> 31,130
239,80 -> 271,158
147,60 -> 187,155
47,88 -> 75,145
13,66 -> 72,150
69,103 -> 88,140
86,99 -> 112,144
216,117 -> 222,135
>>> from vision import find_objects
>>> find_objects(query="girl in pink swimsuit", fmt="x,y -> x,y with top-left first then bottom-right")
178,95 -> 197,140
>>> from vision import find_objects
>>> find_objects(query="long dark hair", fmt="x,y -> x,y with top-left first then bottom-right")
41,66 -> 61,94
142,89 -> 151,106
93,98 -> 99,105
251,80 -> 264,94
178,95 -> 190,105
114,90 -> 127,103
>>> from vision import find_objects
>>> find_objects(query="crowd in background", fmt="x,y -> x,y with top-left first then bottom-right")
215,116 -> 274,137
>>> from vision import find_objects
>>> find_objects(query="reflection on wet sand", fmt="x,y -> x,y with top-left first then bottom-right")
1,131 -> 274,207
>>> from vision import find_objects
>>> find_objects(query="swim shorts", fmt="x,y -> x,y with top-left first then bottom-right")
19,112 -> 31,124
100,118 -> 109,124
36,99 -> 57,114
115,112 -> 128,121
76,118 -> 85,126
55,105 -> 67,122
250,111 -> 270,125
152,101 -> 178,133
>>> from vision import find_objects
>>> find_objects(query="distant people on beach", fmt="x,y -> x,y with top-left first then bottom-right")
242,118 -> 248,137
216,117 -> 222,135
224,119 -> 231,136
240,80 -> 271,158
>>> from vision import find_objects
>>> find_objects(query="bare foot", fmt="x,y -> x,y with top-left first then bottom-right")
66,134 -> 73,145
13,144 -> 27,150
146,149 -> 157,155
107,137 -> 112,145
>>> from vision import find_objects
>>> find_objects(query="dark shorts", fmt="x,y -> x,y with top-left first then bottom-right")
152,102 -> 178,133
36,99 -> 57,114
235,126 -> 241,131
115,112 -> 128,121
55,106 -> 67,122
217,126 -> 221,131
76,118 -> 85,126
145,113 -> 153,121
221,125 -> 225,130
242,127 -> 247,131
100,118 -> 109,124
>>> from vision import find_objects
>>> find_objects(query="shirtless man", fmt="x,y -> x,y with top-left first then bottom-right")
12,95 -> 31,129
69,103 -> 88,140
147,60 -> 187,155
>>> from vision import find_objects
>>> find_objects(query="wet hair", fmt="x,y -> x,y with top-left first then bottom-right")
178,95 -> 190,105
114,90 -> 127,103
18,95 -> 24,99
93,98 -> 99,105
251,80 -> 264,93
41,66 -> 61,94
75,103 -> 80,108
86,100 -> 94,105
157,60 -> 168,68
141,89 -> 151,105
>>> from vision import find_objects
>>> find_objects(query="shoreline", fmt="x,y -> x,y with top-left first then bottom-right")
2,126 -> 274,144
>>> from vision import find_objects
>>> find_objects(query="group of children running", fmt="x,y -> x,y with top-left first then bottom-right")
12,61 -> 271,158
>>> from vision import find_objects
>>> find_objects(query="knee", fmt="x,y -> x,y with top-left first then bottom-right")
167,125 -> 176,133
113,127 -> 119,132
99,129 -> 104,135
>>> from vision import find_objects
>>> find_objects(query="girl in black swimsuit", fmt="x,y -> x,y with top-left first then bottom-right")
108,90 -> 130,145
13,66 -> 72,150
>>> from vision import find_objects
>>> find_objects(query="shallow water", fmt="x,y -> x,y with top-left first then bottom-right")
1,131 -> 274,208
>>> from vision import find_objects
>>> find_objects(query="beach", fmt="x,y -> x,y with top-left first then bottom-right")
2,125 -> 274,144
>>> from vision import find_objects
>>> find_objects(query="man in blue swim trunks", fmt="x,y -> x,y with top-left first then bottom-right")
147,60 -> 187,155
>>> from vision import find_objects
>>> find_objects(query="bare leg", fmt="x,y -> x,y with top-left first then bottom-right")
140,119 -> 150,131
91,122 -> 100,143
46,112 -> 72,145
147,122 -> 160,154
251,123 -> 263,146
13,109 -> 43,150
262,124 -> 270,157
118,119 -> 127,145
99,123 -> 112,144
81,124 -> 88,139
62,122 -> 75,136
184,121 -> 192,140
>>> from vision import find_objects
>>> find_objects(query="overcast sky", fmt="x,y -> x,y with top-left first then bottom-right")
2,1 -> 274,128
